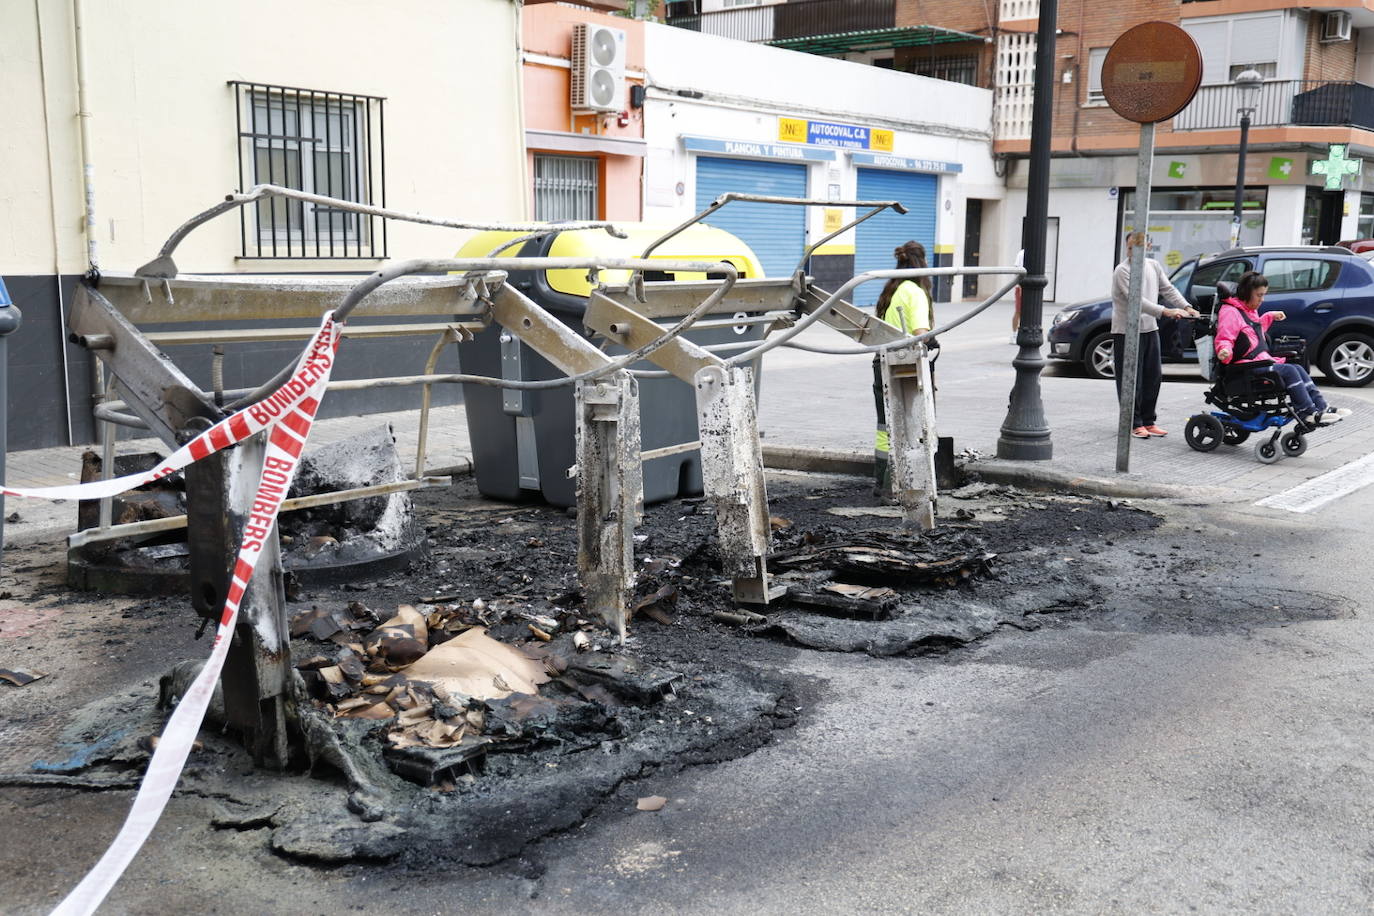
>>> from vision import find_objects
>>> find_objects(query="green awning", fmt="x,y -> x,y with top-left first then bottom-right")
768,24 -> 987,56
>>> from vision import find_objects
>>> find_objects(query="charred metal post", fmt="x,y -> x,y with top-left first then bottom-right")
585,288 -> 782,607
879,343 -> 938,530
575,372 -> 643,639
186,435 -> 291,767
695,364 -> 781,605
487,285 -> 641,632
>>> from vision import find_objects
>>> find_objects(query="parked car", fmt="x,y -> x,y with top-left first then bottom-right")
1047,246 -> 1374,386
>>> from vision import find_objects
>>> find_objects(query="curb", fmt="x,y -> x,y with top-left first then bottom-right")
760,443 -> 1224,501
962,458 -> 1213,500
761,444 -> 871,477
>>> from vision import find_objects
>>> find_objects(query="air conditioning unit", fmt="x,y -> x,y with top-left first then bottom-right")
1322,10 -> 1353,43
571,23 -> 627,112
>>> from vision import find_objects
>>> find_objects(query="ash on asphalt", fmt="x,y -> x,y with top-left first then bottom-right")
4,471 -> 1351,880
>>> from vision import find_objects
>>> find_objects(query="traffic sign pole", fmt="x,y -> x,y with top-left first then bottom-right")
1117,122 -> 1155,473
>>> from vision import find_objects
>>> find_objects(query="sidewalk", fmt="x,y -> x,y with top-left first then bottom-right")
6,321 -> 1373,546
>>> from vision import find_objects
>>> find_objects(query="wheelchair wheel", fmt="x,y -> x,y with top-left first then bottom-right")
1223,425 -> 1250,446
1185,414 -> 1224,452
1255,437 -> 1281,464
1280,430 -> 1308,458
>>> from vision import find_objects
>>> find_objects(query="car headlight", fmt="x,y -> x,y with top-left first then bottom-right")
1051,309 -> 1075,327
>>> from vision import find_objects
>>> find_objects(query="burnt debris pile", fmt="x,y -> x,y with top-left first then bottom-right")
289,599 -> 682,789
67,426 -> 425,594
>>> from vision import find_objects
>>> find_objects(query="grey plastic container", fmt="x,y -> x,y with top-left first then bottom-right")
456,234 -> 766,508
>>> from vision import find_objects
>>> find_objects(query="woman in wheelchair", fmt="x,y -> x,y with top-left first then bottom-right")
1215,271 -> 1349,427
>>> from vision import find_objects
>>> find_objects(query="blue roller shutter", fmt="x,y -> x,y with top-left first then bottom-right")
695,157 -> 807,280
854,168 -> 938,307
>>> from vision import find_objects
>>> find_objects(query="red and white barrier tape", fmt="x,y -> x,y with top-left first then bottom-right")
34,312 -> 342,916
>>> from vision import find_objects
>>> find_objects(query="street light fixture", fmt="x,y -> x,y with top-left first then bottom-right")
1230,68 -> 1264,248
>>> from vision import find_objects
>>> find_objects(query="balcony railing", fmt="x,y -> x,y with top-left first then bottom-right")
998,0 -> 1038,21
668,0 -> 895,44
1173,80 -> 1374,132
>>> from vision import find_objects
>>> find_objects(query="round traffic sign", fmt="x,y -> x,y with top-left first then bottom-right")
1102,21 -> 1203,124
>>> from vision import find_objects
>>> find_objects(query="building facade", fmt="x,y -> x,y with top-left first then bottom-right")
522,4 -> 648,222
668,0 -> 1374,304
3,0 -> 527,449
642,21 -> 1003,305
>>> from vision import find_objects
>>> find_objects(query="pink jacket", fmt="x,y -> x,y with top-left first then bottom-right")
1214,297 -> 1283,365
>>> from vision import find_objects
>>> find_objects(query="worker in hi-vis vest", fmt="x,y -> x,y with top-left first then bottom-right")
871,240 -> 935,495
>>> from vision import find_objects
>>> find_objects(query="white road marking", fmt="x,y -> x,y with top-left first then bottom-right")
1255,450 -> 1374,513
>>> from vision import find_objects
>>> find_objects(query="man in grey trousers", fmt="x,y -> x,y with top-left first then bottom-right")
1111,231 -> 1199,438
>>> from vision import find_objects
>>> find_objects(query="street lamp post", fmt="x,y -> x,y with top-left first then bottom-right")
996,0 -> 1058,461
1230,69 -> 1264,248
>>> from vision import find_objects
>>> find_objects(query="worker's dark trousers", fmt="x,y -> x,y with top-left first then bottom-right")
1111,330 -> 1162,428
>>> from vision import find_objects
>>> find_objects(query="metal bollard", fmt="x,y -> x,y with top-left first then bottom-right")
0,277 -> 23,567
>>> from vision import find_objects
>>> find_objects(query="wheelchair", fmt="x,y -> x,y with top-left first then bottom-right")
1184,282 -> 1327,464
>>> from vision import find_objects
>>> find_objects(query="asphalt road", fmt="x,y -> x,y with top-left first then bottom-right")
10,299 -> 1374,914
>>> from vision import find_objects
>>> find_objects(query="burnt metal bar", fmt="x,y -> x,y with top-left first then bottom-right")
68,476 -> 452,549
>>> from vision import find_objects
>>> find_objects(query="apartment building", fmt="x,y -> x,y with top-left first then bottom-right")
668,0 -> 1374,303
3,0 -> 526,449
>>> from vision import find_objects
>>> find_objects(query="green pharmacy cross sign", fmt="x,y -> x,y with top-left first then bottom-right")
1312,144 -> 1363,191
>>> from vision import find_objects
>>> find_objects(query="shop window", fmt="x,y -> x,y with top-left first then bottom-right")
233,82 -> 386,260
1358,192 -> 1374,239
533,155 -> 599,221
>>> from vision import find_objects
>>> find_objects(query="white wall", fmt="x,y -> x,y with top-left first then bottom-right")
3,0 -> 526,276
1037,188 -> 1118,304
1264,184 -> 1307,246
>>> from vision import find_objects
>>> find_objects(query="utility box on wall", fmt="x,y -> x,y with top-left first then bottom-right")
571,22 -> 626,112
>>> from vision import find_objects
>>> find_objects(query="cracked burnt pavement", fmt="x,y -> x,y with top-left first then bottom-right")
1,470 -> 1369,913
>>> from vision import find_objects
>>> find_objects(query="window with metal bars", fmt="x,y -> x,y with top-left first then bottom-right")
533,154 -> 600,221
232,81 -> 387,259
909,54 -> 979,86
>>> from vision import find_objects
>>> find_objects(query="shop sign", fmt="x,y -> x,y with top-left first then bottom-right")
778,117 -> 893,152
682,135 -> 836,162
1312,144 -> 1363,191
850,151 -> 962,174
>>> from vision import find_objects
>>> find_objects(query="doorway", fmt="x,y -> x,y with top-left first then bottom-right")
962,199 -> 982,298
1302,188 -> 1344,245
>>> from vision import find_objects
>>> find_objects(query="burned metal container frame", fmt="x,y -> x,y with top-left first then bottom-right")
62,183 -> 1021,765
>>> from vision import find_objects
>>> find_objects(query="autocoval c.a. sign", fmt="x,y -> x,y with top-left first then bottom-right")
33,311 -> 342,916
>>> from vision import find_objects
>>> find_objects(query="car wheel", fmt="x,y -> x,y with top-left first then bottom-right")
1083,332 -> 1115,380
1319,332 -> 1374,387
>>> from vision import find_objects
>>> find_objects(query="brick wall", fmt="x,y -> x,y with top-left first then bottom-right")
894,0 -> 995,86
1304,17 -> 1357,82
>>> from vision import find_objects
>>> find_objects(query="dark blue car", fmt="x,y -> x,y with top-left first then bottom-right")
1047,246 -> 1374,386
